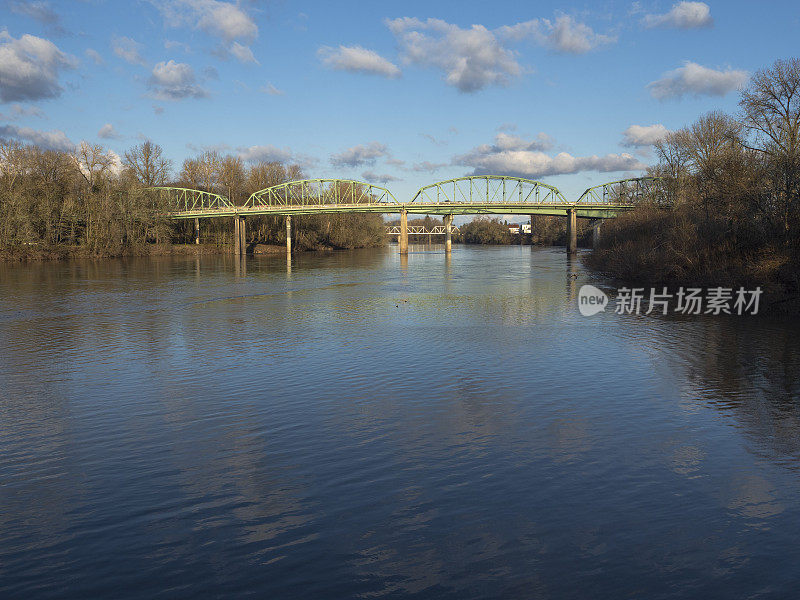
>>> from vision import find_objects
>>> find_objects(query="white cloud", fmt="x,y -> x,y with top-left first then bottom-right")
500,15 -> 616,54
196,1 -> 257,41
384,16 -> 614,92
0,123 -> 74,151
85,48 -> 104,65
230,42 -> 257,64
456,132 -> 554,162
152,1 -> 258,64
98,123 -> 122,140
544,15 -> 616,53
643,2 -> 713,29
495,131 -> 554,152
0,31 -> 77,102
456,133 -> 646,178
648,61 -> 748,99
112,36 -> 146,66
386,17 -> 520,93
621,124 -> 670,146
154,0 -> 258,42
148,60 -> 208,100
237,144 -> 317,168
260,83 -> 285,96
362,171 -> 400,184
106,149 -> 124,176
330,142 -> 389,167
318,45 -> 400,78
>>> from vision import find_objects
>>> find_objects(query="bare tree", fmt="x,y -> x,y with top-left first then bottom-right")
123,140 -> 172,187
218,155 -> 245,204
179,158 -> 202,188
74,142 -> 114,190
740,58 -> 800,241
246,161 -> 287,194
197,150 -> 221,192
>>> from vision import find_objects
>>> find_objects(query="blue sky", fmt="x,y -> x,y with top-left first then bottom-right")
1,0 -> 799,204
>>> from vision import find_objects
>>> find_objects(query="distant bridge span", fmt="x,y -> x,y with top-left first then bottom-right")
149,175 -> 669,256
385,225 -> 461,236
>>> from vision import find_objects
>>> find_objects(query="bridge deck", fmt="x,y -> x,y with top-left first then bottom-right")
170,203 -> 634,220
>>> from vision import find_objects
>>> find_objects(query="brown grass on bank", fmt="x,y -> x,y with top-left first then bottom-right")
584,205 -> 800,309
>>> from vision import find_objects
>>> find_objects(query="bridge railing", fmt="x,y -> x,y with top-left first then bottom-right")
575,177 -> 671,205
410,176 -> 569,205
147,187 -> 233,212
246,179 -> 399,208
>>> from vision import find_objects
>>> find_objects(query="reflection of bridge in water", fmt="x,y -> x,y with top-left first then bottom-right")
149,175 -> 670,257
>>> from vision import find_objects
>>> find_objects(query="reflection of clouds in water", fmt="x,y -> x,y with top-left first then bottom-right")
547,415 -> 593,463
725,473 -> 784,522
670,444 -> 705,477
712,544 -> 751,578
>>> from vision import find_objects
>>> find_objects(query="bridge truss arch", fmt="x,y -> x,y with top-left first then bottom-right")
148,187 -> 232,213
410,175 -> 569,206
245,179 -> 399,209
576,177 -> 670,205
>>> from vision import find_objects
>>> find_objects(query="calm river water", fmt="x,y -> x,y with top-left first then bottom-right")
2,245 -> 800,599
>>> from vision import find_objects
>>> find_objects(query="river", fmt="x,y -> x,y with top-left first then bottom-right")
1,245 -> 799,599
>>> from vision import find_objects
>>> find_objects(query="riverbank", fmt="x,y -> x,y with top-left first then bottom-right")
0,243 -> 232,262
584,204 -> 800,314
0,240 -> 391,262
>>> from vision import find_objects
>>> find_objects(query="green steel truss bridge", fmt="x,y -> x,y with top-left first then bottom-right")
152,175 -> 667,220
575,176 -> 670,206
148,175 -> 669,255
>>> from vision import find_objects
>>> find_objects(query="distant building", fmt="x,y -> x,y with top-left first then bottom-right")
508,224 -> 520,235
521,223 -> 531,234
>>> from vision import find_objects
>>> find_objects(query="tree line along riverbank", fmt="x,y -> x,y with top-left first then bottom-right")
0,140 -> 391,259
0,134 -> 583,262
585,57 -> 800,313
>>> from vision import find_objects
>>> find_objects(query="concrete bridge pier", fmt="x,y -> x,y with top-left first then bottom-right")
233,215 -> 240,256
444,214 -> 453,253
591,219 -> 602,248
194,218 -> 200,245
566,209 -> 577,255
233,215 -> 246,256
399,209 -> 409,254
285,215 -> 292,255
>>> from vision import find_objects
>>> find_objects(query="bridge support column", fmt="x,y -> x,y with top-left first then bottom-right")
285,215 -> 292,255
399,210 -> 408,255
444,214 -> 453,253
234,215 -> 240,256
239,216 -> 246,256
591,219 -> 602,248
194,218 -> 200,245
566,209 -> 577,255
